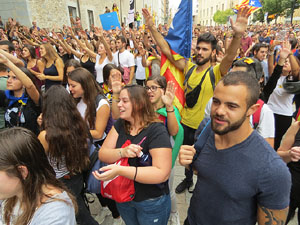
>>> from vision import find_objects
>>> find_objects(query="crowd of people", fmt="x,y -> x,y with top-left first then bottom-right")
0,4 -> 300,225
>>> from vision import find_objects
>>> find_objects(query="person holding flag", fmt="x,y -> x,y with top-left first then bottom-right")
143,4 -> 252,194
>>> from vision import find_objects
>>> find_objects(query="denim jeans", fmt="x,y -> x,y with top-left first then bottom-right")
116,194 -> 171,225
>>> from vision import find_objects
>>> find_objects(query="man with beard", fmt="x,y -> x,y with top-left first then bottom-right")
179,71 -> 291,225
143,6 -> 252,194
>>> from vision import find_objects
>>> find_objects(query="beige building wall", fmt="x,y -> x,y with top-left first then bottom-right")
198,0 -> 239,26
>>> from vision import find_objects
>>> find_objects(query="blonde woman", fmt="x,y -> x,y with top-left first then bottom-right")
38,43 -> 64,91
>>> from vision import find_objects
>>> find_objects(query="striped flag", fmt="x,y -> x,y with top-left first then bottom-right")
160,0 -> 193,113
234,0 -> 262,14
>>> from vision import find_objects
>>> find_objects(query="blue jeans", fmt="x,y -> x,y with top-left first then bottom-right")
116,194 -> 171,225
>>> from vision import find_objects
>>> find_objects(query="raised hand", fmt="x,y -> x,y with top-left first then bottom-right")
94,27 -> 104,37
161,81 -> 176,108
230,6 -> 251,36
111,69 -> 123,94
279,40 -> 292,59
142,8 -> 154,27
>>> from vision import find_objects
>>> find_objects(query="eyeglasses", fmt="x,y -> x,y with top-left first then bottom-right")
145,86 -> 162,92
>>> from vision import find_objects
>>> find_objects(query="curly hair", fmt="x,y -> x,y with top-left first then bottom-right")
41,85 -> 89,174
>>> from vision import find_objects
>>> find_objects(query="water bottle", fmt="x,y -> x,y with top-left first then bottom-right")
138,151 -> 152,166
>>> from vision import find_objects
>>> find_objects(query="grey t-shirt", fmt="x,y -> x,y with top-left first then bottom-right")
0,191 -> 76,225
188,129 -> 291,225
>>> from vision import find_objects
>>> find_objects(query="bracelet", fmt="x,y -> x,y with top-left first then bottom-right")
166,109 -> 175,113
118,149 -> 123,158
133,167 -> 138,181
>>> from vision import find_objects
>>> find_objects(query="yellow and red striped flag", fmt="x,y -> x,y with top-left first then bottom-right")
160,0 -> 193,113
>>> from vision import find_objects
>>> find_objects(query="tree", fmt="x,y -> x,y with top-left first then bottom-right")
213,9 -> 234,24
252,8 -> 265,23
262,0 -> 290,15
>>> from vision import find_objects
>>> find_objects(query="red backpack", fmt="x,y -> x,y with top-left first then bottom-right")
252,99 -> 264,129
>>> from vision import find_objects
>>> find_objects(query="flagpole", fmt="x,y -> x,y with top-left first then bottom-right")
119,0 -> 123,24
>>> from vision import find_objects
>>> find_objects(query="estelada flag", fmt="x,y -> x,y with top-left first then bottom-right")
234,0 -> 262,14
160,0 -> 193,113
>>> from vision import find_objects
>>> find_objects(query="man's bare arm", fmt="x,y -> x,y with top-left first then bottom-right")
257,205 -> 288,225
142,8 -> 185,71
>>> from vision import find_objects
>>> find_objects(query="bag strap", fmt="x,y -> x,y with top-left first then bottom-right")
252,99 -> 264,129
187,67 -> 211,93
183,65 -> 197,87
209,67 -> 215,91
190,119 -> 211,168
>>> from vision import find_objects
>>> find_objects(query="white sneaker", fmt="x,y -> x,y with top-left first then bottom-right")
169,211 -> 180,225
112,217 -> 124,225
95,207 -> 111,224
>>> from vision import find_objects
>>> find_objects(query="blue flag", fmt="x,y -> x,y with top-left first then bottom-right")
249,0 -> 262,8
165,0 -> 193,59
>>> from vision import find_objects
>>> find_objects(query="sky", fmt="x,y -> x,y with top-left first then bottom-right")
169,0 -> 181,15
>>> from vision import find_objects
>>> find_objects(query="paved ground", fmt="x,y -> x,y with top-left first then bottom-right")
88,160 -> 298,225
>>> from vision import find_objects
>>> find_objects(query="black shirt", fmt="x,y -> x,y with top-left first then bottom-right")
0,90 -> 41,135
114,119 -> 172,202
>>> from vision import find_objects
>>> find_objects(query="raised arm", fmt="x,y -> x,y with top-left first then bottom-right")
68,27 -> 95,59
162,81 -> 179,136
220,6 -> 250,76
0,46 -> 24,67
277,121 -> 300,163
0,50 -> 39,104
94,27 -> 113,61
142,8 -> 186,71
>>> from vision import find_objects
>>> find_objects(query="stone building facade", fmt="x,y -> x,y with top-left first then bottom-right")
0,0 -> 162,30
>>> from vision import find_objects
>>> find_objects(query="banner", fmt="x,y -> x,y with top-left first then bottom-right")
99,12 -> 121,30
128,0 -> 135,25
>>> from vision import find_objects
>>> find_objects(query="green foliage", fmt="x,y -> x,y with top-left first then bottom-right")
252,8 -> 265,23
213,9 -> 235,24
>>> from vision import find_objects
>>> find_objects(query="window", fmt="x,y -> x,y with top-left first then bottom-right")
88,10 -> 94,29
207,8 -> 208,16
222,4 -> 224,10
211,7 -> 213,16
68,6 -> 77,26
216,5 -> 218,11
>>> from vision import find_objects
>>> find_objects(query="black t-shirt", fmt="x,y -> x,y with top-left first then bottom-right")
0,90 -> 41,135
114,118 -> 172,202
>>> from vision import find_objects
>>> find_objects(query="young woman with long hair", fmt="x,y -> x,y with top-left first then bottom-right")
145,76 -> 183,225
22,44 -> 44,88
0,127 -> 76,225
0,49 -> 40,135
38,42 -> 64,91
68,68 -> 122,224
38,85 -> 98,225
93,85 -> 172,225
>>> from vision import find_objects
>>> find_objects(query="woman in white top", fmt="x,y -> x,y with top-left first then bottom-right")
0,127 -> 76,225
267,41 -> 300,150
94,28 -> 114,85
68,67 -> 122,223
134,41 -> 146,86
